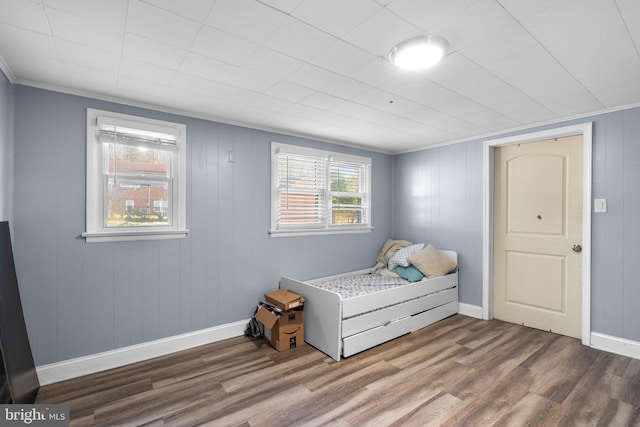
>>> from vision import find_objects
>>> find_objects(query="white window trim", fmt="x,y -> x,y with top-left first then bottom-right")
83,108 -> 188,243
270,142 -> 372,237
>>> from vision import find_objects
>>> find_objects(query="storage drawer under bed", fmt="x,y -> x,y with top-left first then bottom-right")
341,287 -> 457,337
341,300 -> 458,358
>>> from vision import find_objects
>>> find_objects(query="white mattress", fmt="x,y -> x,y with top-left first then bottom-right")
312,273 -> 410,299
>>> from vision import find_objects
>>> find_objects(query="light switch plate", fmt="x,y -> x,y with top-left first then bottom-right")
594,198 -> 607,213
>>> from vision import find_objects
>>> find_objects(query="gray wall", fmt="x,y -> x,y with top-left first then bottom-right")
12,85 -> 393,366
392,141 -> 483,306
0,69 -> 12,223
393,106 -> 640,343
11,80 -> 640,365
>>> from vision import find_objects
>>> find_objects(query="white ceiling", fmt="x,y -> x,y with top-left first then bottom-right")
1,0 -> 639,153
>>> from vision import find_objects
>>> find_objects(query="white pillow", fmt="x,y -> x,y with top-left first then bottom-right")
388,243 -> 424,270
376,238 -> 413,264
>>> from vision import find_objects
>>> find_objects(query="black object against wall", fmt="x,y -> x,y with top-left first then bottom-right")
0,355 -> 10,403
0,221 -> 39,403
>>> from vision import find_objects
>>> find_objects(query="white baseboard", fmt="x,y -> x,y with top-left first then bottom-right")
36,319 -> 249,385
590,332 -> 640,361
458,303 -> 483,319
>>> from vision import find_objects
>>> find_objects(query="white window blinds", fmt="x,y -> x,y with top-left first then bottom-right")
84,108 -> 188,243
275,151 -> 327,228
271,142 -> 372,236
96,115 -> 179,149
329,158 -> 369,226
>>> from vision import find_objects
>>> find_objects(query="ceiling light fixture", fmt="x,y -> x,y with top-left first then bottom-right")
388,35 -> 449,70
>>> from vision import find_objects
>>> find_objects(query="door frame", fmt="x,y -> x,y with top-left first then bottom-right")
482,122 -> 593,346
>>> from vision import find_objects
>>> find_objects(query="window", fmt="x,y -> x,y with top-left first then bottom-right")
83,109 -> 188,243
271,142 -> 371,236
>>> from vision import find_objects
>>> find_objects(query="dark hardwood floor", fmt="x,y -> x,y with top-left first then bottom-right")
36,315 -> 640,426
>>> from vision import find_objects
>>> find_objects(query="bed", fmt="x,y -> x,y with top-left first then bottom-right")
280,244 -> 458,361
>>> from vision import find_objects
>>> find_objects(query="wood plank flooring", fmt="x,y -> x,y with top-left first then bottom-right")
36,315 -> 640,426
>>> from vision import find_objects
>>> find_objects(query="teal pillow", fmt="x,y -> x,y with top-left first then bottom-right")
392,265 -> 424,282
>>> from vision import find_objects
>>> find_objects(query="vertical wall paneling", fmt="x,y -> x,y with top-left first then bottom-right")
451,143 -> 467,251
592,114 -> 624,336
82,243 -> 115,356
235,130 -> 265,317
158,240 -> 182,339
229,126 -> 252,321
0,70 -> 12,223
13,82 -> 640,364
205,123 -> 220,327
417,150 -> 428,232
129,241 -> 144,345
589,119 -> 607,334
621,110 -> 640,342
55,97 -> 85,361
177,119 -> 194,333
463,140 -> 484,305
190,120 -> 210,331
140,242 -> 158,342
12,86 -> 392,366
371,153 -> 394,261
393,152 -> 413,237
13,88 -> 40,359
33,92 -> 59,364
113,242 -> 132,349
430,148 -> 443,244
178,237 -> 193,333
393,141 -> 484,306
216,124 -> 234,325
249,134 -> 272,311
392,107 -> 640,344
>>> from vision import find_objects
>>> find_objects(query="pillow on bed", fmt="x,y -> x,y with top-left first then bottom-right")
372,262 -> 386,274
407,244 -> 457,279
387,243 -> 424,270
379,268 -> 401,278
392,265 -> 424,282
376,239 -> 413,264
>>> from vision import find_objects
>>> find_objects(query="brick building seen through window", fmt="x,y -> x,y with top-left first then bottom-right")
107,154 -> 170,227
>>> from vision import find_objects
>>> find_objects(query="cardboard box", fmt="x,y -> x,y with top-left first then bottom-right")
264,289 -> 305,311
255,305 -> 304,351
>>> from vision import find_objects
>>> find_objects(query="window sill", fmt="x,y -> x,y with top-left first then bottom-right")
82,229 -> 189,243
269,227 -> 373,238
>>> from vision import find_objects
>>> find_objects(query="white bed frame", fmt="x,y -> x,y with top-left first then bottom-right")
280,251 -> 458,361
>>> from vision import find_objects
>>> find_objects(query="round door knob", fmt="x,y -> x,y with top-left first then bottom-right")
572,244 -> 582,252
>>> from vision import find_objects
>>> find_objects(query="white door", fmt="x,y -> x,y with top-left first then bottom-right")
493,135 -> 583,339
